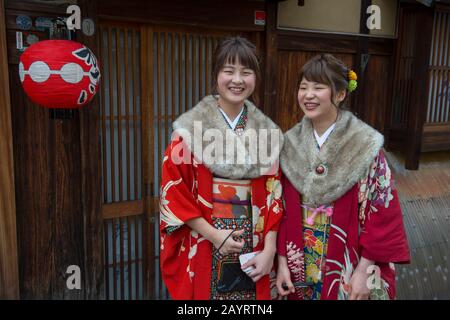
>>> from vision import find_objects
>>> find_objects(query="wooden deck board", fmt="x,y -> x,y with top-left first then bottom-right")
386,150 -> 450,299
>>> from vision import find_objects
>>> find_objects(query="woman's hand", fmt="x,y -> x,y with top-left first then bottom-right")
241,231 -> 277,282
241,247 -> 276,283
212,229 -> 245,256
276,255 -> 295,296
185,218 -> 245,256
348,257 -> 374,300
348,269 -> 370,300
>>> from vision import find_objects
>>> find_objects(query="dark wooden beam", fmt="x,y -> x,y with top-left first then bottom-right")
405,6 -> 434,169
98,0 -> 265,32
277,31 -> 359,53
421,124 -> 450,152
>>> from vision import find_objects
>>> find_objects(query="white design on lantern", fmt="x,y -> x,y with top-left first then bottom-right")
20,60 -> 91,84
29,61 -> 50,83
60,62 -> 84,84
19,62 -> 25,82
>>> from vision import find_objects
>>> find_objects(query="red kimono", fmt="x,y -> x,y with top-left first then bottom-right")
278,110 -> 410,300
160,95 -> 284,299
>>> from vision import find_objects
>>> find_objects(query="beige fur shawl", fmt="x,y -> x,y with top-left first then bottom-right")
172,95 -> 284,179
280,110 -> 384,206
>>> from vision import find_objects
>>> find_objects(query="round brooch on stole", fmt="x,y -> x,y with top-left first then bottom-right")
315,164 -> 328,175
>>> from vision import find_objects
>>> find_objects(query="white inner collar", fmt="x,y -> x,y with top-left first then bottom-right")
314,123 -> 336,148
218,106 -> 244,130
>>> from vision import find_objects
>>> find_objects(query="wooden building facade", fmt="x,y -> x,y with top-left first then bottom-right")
0,0 -> 449,299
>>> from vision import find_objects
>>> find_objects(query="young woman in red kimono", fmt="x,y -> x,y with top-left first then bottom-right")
159,37 -> 284,300
276,54 -> 410,300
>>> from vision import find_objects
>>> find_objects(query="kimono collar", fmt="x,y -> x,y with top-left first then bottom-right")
172,95 -> 284,179
280,110 -> 384,207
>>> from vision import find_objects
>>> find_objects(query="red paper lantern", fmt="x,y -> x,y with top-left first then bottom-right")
19,40 -> 101,109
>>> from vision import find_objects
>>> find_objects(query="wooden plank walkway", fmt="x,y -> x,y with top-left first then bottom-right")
386,150 -> 450,299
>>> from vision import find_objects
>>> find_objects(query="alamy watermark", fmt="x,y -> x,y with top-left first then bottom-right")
66,265 -> 81,290
367,5 -> 382,30
169,123 -> 282,175
65,5 -> 95,36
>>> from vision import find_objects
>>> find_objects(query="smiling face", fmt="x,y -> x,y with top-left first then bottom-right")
211,37 -> 261,107
297,54 -> 351,124
298,77 -> 346,122
216,60 -> 256,110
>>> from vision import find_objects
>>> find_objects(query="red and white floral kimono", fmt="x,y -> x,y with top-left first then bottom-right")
159,95 -> 284,300
278,110 -> 410,300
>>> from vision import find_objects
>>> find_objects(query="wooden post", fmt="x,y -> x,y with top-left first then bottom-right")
0,0 -> 20,299
77,0 -> 105,299
405,6 -> 434,170
140,25 -> 156,299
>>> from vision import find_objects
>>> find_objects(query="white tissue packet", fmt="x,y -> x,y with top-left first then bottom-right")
239,251 -> 261,274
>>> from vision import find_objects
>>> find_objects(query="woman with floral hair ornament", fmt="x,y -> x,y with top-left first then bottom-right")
276,54 -> 410,300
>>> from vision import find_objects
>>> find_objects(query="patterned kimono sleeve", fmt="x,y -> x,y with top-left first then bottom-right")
357,151 -> 410,264
264,168 -> 284,234
276,175 -> 289,257
160,139 -> 203,235
276,214 -> 288,257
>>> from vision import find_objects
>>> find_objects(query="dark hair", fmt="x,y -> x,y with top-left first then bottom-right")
299,54 -> 350,108
211,36 -> 261,105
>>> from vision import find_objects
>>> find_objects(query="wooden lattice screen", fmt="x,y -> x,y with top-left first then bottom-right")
427,8 -> 450,124
392,9 -> 417,128
99,22 -> 145,300
98,21 -> 245,299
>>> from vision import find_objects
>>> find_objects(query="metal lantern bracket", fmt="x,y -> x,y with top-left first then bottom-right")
49,17 -> 75,40
49,17 -> 76,120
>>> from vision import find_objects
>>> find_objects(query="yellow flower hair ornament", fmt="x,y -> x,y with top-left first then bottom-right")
347,69 -> 358,92
348,70 -> 357,81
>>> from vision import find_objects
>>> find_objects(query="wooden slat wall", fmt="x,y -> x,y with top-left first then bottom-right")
99,23 -> 145,300
392,9 -> 417,128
